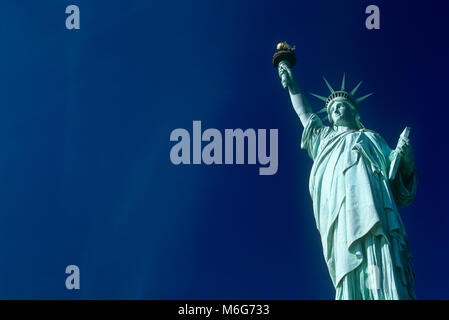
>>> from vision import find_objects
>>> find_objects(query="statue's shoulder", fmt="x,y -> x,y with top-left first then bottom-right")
360,128 -> 391,150
318,125 -> 335,140
323,125 -> 334,134
360,128 -> 382,139
305,113 -> 331,135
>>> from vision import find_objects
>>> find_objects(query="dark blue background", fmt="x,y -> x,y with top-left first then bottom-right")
0,0 -> 447,299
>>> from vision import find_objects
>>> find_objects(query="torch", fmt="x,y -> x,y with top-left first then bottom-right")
272,42 -> 296,89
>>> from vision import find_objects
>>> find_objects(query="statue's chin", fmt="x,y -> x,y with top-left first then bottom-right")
334,116 -> 356,127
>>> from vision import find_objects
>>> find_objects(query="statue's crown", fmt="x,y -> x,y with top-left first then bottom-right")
310,74 -> 373,115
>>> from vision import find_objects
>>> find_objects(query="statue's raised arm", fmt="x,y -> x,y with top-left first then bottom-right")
273,42 -> 312,127
278,61 -> 313,127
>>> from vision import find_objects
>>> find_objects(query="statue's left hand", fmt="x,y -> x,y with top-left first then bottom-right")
396,136 -> 415,177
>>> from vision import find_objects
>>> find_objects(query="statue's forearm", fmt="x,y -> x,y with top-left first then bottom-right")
288,81 -> 312,127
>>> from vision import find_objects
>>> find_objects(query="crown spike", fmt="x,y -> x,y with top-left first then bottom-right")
316,107 -> 327,114
351,81 -> 363,95
310,92 -> 328,102
322,76 -> 335,93
341,73 -> 346,91
356,92 -> 373,103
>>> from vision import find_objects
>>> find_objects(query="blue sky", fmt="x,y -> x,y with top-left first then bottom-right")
0,0 -> 447,299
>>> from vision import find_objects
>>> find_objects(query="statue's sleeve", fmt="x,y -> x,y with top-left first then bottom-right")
390,167 -> 417,207
300,113 -> 326,160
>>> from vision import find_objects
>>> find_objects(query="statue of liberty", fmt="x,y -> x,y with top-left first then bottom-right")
273,43 -> 417,299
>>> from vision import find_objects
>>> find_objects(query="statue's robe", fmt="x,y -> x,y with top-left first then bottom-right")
301,114 -> 416,300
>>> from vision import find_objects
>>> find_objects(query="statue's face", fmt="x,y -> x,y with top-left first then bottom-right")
329,99 -> 357,127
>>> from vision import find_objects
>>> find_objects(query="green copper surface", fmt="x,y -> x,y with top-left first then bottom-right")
276,59 -> 416,300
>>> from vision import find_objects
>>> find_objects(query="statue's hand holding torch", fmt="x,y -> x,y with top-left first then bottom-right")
272,41 -> 311,126
278,61 -> 293,89
273,42 -> 297,89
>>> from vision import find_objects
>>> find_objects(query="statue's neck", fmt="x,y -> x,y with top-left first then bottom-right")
335,125 -> 357,133
334,118 -> 359,132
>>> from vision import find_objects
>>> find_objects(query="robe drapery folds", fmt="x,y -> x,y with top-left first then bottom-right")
301,114 -> 416,299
